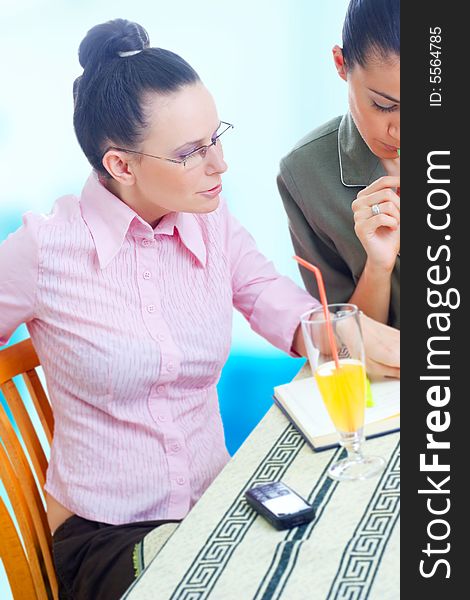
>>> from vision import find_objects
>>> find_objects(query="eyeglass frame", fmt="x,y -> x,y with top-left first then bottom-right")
102,121 -> 234,167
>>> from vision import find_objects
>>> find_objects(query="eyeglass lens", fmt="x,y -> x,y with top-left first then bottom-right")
183,122 -> 233,168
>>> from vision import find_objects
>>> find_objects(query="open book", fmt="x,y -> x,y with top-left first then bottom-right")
274,376 -> 400,451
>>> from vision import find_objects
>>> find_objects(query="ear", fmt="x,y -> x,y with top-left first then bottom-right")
102,150 -> 136,186
332,45 -> 348,82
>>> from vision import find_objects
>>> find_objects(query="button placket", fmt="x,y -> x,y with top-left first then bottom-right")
167,451 -> 190,510
136,236 -> 184,373
165,437 -> 183,454
137,234 -> 183,427
148,393 -> 172,426
127,229 -> 192,516
137,236 -> 164,339
148,376 -> 179,426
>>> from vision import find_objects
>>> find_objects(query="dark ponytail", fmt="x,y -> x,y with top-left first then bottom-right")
342,0 -> 400,68
73,19 -> 200,176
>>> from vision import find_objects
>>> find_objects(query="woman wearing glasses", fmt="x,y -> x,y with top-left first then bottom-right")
0,18 -> 399,599
278,0 -> 400,328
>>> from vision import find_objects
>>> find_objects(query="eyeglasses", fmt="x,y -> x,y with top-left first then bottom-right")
103,121 -> 234,170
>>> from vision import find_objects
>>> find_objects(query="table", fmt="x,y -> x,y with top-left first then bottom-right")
123,372 -> 400,600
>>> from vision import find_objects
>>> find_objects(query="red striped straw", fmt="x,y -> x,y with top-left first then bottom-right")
293,255 -> 340,369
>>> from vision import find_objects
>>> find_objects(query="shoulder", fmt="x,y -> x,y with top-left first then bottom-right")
281,116 -> 342,163
290,115 -> 342,153
23,194 -> 81,232
279,116 -> 342,180
1,194 -> 81,251
39,194 -> 82,228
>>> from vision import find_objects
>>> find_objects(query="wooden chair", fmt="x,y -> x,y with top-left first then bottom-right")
0,338 -> 58,599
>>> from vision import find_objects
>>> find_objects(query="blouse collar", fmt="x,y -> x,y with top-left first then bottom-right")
80,172 -> 207,269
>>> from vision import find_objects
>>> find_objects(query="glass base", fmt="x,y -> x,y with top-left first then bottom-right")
327,454 -> 386,481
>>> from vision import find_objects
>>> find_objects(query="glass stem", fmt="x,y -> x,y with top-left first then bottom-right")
340,432 -> 364,462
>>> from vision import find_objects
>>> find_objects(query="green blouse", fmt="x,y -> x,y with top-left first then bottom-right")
278,112 -> 400,329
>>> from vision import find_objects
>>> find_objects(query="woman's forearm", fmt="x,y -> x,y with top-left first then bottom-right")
348,261 -> 392,324
291,322 -> 307,357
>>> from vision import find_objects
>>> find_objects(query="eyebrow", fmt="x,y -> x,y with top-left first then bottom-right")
173,138 -> 205,153
368,88 -> 400,104
172,122 -> 221,153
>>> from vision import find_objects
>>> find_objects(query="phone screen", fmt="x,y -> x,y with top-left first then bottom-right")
248,482 -> 311,516
263,493 -> 310,516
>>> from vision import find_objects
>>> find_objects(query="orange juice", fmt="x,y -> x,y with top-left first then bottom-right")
314,359 -> 366,433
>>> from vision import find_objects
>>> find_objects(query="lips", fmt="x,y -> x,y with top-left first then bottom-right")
199,183 -> 222,196
381,141 -> 399,153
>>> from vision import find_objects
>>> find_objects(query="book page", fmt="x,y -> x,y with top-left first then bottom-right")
274,376 -> 400,439
364,379 -> 401,422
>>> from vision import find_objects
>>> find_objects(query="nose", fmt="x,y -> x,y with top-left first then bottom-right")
205,143 -> 228,175
388,119 -> 400,144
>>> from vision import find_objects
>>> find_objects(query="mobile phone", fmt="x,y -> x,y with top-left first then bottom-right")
244,481 -> 315,530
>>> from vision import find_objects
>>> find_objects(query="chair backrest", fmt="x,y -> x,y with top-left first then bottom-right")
0,338 -> 58,599
0,497 -> 39,599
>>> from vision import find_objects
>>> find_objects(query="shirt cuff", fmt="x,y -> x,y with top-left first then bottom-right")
249,276 -> 320,356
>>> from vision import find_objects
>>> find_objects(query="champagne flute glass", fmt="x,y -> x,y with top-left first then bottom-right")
301,304 -> 386,481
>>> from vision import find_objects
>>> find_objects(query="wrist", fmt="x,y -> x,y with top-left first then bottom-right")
364,257 -> 395,277
291,323 -> 306,357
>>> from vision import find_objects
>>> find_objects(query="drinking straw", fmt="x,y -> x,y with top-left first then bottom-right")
293,255 -> 340,369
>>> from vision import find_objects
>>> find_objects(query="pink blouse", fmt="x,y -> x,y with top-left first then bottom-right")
0,172 -> 318,524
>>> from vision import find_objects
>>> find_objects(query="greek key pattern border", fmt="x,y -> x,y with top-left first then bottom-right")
169,423 -> 306,599
326,441 -> 400,600
254,447 -> 344,599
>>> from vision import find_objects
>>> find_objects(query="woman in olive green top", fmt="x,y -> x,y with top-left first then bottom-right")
278,0 -> 400,329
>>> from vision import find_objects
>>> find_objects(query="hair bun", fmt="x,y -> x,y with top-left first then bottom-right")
78,18 -> 150,70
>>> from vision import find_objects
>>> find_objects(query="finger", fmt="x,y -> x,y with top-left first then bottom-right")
355,214 -> 399,236
360,313 -> 400,368
353,189 -> 400,212
366,358 -> 400,380
369,214 -> 399,230
354,202 -> 400,224
356,176 -> 400,198
377,201 -> 400,222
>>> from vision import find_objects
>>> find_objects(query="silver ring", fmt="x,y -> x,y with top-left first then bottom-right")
371,204 -> 381,216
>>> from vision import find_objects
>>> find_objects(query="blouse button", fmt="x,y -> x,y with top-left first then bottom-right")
157,334 -> 165,342
142,238 -> 154,247
143,271 -> 151,279
157,415 -> 166,422
176,476 -> 185,485
166,362 -> 174,372
147,304 -> 156,313
157,385 -> 166,394
171,443 -> 181,453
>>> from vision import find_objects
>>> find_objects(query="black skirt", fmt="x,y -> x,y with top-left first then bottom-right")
52,514 -> 180,600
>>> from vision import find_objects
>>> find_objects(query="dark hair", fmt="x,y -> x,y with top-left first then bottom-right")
73,19 -> 201,177
342,0 -> 400,68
